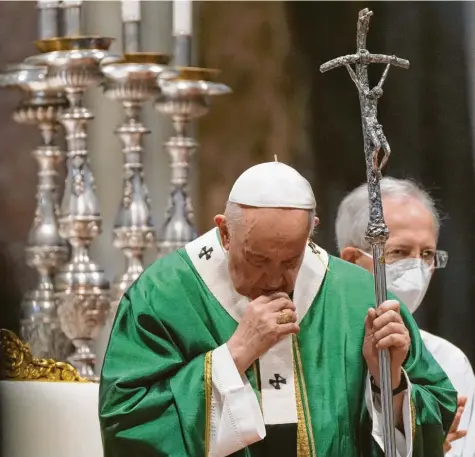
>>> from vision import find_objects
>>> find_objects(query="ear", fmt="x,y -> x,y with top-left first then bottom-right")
314,216 -> 320,228
341,246 -> 361,265
214,214 -> 230,249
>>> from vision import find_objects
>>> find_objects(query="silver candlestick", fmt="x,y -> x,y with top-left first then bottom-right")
25,36 -> 115,380
0,63 -> 71,361
155,67 -> 231,255
101,52 -> 176,317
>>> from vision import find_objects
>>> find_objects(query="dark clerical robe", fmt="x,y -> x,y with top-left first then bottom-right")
99,228 -> 456,457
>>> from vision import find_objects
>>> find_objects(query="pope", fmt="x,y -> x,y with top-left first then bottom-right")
99,161 -> 457,457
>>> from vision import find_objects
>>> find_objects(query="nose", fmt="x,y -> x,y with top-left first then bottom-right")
264,268 -> 284,289
265,279 -> 283,290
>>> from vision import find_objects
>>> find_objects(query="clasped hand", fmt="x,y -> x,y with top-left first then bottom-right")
227,292 -> 299,375
363,299 -> 411,388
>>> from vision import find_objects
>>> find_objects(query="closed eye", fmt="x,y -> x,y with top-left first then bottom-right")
284,256 -> 301,268
245,253 -> 268,266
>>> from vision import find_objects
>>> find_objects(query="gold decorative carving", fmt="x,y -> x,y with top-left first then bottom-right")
0,329 -> 88,382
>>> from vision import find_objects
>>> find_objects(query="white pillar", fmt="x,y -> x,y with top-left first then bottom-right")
81,0 -> 174,373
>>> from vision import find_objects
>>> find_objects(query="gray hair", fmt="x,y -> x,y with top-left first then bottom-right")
225,202 -> 316,238
335,177 -> 440,253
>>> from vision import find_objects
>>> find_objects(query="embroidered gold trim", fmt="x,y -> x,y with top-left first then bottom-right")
294,336 -> 317,457
307,240 -> 329,272
294,354 -> 311,457
204,351 -> 213,456
252,362 -> 263,411
410,398 -> 416,440
0,329 -> 86,382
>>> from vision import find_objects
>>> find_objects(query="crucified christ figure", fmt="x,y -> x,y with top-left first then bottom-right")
345,61 -> 392,173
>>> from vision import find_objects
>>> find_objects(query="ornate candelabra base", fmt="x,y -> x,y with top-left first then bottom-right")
27,36 -> 115,379
155,67 -> 231,255
101,53 -> 175,318
0,63 -> 70,361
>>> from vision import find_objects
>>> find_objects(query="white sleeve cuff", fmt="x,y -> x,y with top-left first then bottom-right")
365,369 -> 414,457
209,344 -> 266,457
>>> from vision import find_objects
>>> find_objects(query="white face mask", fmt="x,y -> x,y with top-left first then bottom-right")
359,251 -> 432,314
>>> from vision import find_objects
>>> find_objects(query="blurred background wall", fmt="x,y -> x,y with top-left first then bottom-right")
0,1 -> 474,372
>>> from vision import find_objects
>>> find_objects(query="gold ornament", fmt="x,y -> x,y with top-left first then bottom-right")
277,310 -> 293,325
0,329 -> 88,382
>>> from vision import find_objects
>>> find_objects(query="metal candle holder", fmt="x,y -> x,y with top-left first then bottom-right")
0,64 -> 71,361
101,52 -> 177,317
25,36 -> 115,380
154,67 -> 231,255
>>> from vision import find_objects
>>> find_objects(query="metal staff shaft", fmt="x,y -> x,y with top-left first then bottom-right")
320,8 -> 410,457
356,15 -> 396,455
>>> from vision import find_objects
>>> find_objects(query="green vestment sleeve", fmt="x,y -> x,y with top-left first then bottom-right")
398,298 -> 458,455
289,256 -> 458,457
358,284 -> 458,457
99,253 -> 218,457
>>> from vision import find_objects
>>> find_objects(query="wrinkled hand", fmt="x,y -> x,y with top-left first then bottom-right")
444,395 -> 468,453
227,292 -> 299,375
363,300 -> 411,388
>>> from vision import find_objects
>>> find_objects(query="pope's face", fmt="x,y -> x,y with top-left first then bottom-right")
216,207 -> 311,300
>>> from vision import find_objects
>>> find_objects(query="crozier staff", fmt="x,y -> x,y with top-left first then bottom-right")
99,161 -> 456,457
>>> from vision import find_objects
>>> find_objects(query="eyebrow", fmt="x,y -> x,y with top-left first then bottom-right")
244,249 -> 267,260
386,243 -> 436,251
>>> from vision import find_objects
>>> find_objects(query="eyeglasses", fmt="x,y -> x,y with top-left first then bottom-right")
383,249 -> 449,269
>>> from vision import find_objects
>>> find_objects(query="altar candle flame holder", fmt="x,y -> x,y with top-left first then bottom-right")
25,36 -> 116,380
155,67 -> 231,256
0,63 -> 71,361
101,52 -> 177,317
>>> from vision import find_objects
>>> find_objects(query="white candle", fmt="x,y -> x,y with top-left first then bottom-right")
173,0 -> 192,35
121,0 -> 141,22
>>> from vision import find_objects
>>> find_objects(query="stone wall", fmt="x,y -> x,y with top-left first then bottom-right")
196,1 -> 310,230
0,1 -> 39,331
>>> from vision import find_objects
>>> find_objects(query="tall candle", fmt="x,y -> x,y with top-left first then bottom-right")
37,0 -> 60,40
122,0 -> 141,22
61,0 -> 82,37
61,0 -> 83,6
173,0 -> 192,36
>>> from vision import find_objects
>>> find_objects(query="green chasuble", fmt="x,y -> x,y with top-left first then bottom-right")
99,228 -> 456,457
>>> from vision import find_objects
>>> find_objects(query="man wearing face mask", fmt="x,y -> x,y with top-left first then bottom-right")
335,176 -> 475,457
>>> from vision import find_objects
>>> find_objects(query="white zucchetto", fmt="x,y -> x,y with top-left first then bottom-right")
228,161 -> 316,209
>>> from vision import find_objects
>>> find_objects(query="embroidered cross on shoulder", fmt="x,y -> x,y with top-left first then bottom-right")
308,240 -> 320,255
199,246 -> 213,260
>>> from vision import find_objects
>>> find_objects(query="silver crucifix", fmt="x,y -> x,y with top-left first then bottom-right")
320,8 -> 410,457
